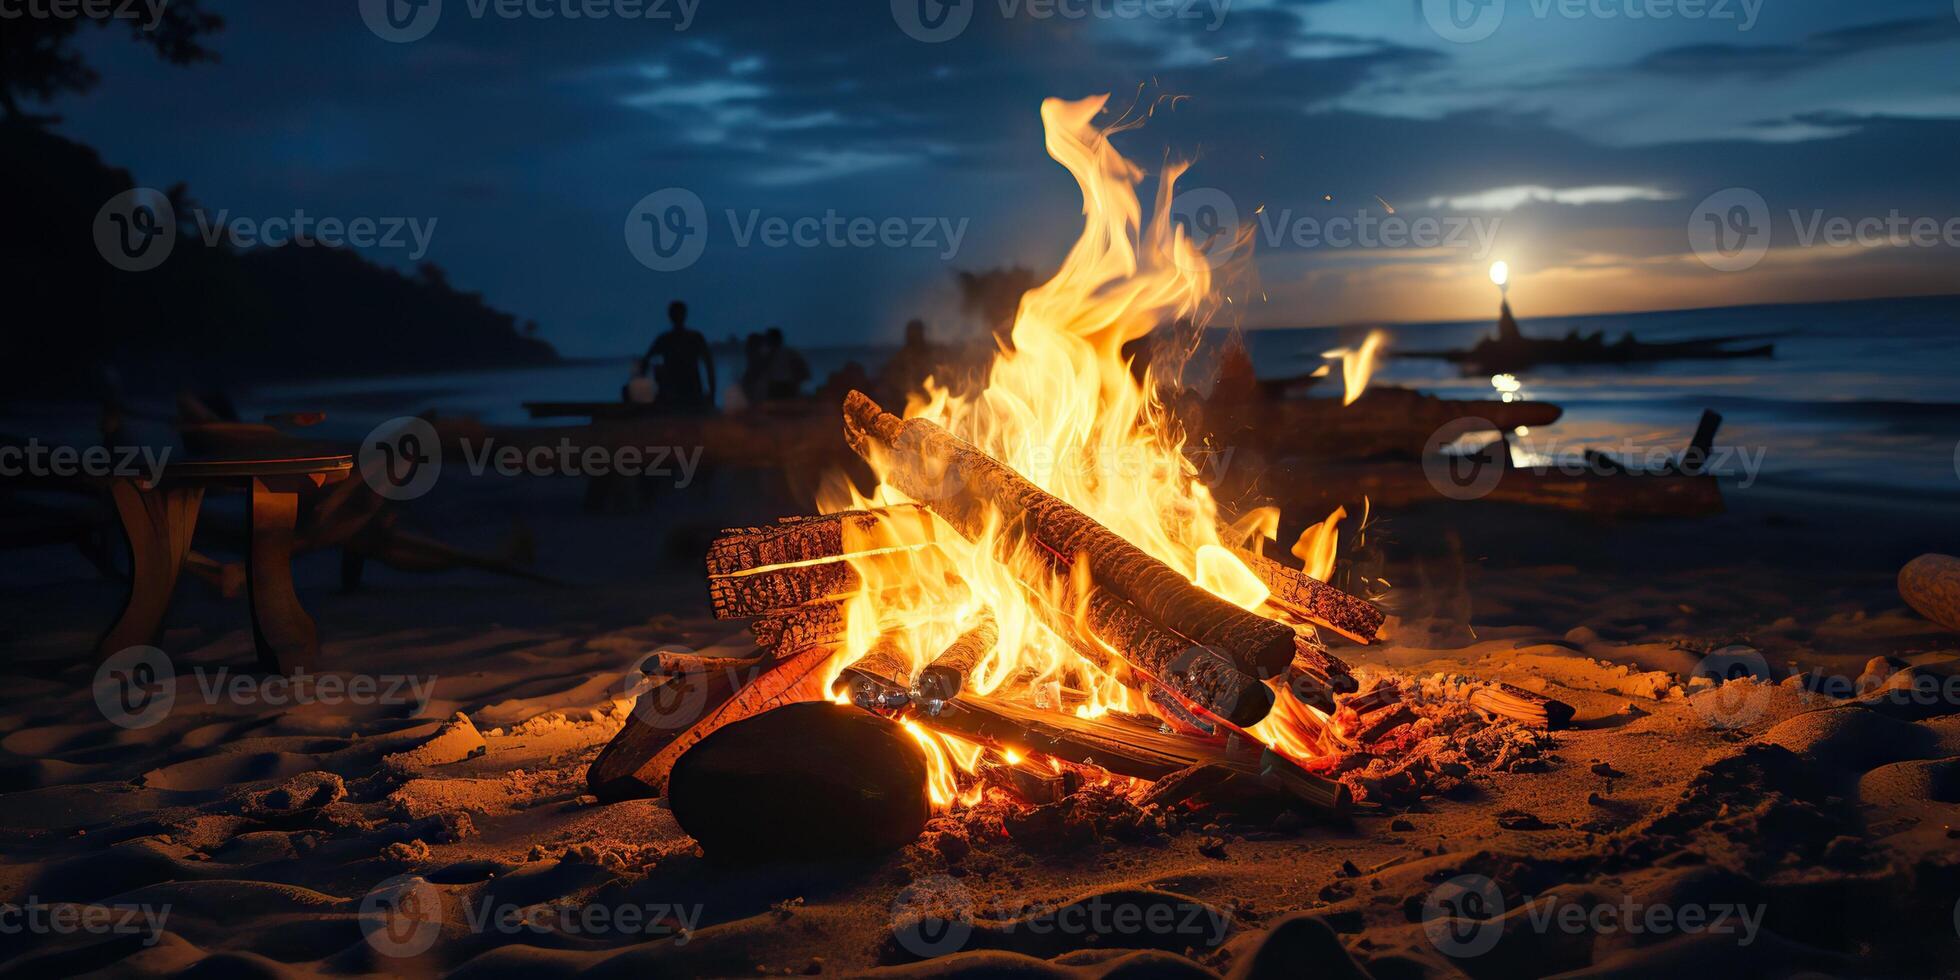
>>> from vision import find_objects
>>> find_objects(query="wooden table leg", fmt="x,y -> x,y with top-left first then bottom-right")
247,478 -> 318,672
97,480 -> 203,660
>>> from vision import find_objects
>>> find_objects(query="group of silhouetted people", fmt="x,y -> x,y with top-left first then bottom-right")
637,300 -> 813,410
638,302 -> 969,413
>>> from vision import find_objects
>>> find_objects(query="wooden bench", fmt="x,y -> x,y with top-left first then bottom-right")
97,455 -> 354,673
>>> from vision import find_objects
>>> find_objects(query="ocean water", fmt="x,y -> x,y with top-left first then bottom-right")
58,294 -> 1955,498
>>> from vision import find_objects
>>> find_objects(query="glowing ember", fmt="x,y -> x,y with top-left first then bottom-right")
819,94 -> 1356,806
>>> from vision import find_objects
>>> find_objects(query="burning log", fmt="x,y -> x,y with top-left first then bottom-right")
667,701 -> 932,862
750,599 -> 846,652
842,390 -> 1299,678
1234,548 -> 1385,645
587,644 -> 833,801
1081,588 -> 1274,727
832,631 -> 912,707
706,506 -> 937,576
707,561 -> 858,619
916,608 -> 999,702
1469,682 -> 1575,730
909,692 -> 1348,815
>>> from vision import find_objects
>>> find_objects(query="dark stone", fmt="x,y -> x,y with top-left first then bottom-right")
667,701 -> 931,863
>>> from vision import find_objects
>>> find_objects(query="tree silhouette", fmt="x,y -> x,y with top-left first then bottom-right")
0,0 -> 223,123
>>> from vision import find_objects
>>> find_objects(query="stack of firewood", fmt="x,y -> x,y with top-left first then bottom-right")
589,392 -> 1389,831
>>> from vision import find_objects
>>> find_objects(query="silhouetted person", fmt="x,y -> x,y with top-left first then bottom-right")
761,326 -> 810,400
641,301 -> 716,409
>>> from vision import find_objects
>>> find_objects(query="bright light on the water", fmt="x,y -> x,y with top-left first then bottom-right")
1489,261 -> 1510,287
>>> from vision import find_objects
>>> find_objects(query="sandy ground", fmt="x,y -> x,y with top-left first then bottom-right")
3,468 -> 1959,977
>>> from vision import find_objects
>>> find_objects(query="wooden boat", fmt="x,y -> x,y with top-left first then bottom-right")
1395,301 -> 1781,374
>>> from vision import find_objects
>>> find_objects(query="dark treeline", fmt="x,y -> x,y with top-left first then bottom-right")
1,122 -> 556,398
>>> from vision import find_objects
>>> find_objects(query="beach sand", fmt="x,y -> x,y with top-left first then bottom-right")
2,469 -> 1957,977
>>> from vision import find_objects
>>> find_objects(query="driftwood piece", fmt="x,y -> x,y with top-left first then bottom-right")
916,609 -> 1000,702
1469,682 -> 1574,730
1234,548 -> 1385,645
842,390 -> 1298,678
1900,554 -> 1960,633
587,644 -> 832,801
668,701 -> 931,862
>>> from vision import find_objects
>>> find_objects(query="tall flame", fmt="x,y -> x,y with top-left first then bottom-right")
821,95 -> 1339,803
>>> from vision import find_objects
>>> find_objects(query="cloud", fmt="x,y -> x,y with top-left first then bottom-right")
1423,184 -> 1678,212
1633,17 -> 1955,77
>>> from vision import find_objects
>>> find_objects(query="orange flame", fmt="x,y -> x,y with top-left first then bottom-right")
821,94 -> 1346,802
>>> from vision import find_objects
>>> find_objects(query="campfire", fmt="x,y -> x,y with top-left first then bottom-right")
590,93 -> 1413,848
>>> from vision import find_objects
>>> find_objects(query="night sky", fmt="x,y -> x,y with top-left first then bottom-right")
51,0 -> 1960,355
